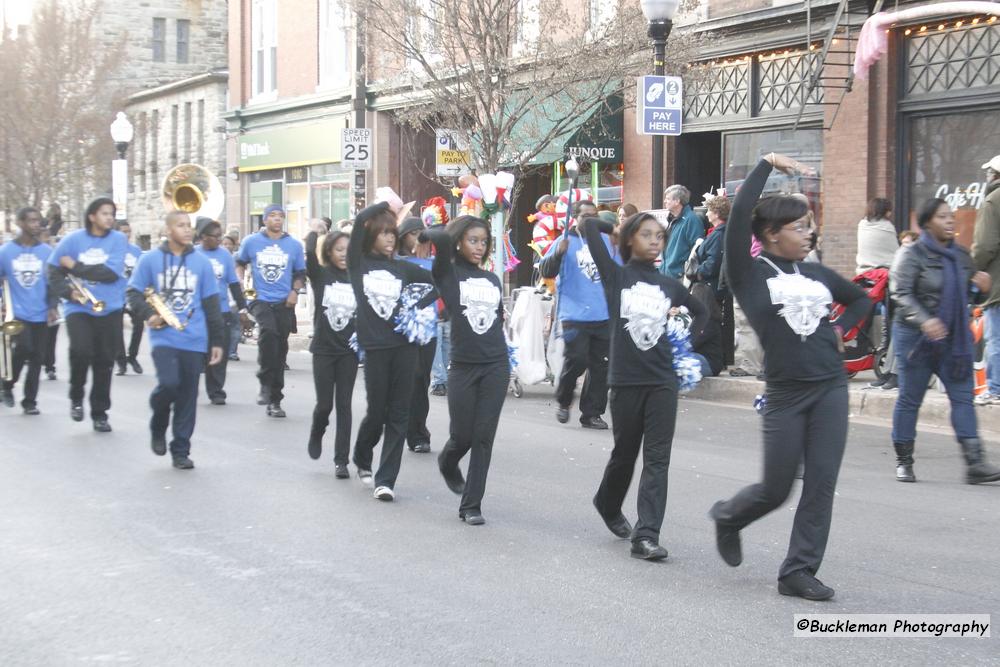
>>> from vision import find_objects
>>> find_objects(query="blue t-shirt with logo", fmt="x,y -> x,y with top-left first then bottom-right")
236,232 -> 306,304
0,240 -> 52,323
47,229 -> 128,317
543,232 -> 618,323
196,246 -> 239,313
123,243 -> 143,280
128,247 -> 219,354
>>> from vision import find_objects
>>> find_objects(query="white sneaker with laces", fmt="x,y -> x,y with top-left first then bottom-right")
358,468 -> 374,486
374,486 -> 395,501
974,392 -> 994,406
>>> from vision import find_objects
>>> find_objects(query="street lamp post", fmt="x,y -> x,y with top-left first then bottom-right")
641,0 -> 679,211
109,111 -> 134,221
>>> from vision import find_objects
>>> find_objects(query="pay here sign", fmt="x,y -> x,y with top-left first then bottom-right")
636,75 -> 683,136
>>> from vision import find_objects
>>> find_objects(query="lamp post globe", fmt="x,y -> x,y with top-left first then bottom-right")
565,156 -> 580,183
110,111 -> 134,159
640,0 -> 680,22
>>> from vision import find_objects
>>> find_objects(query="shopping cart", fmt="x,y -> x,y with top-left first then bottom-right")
506,286 -> 556,398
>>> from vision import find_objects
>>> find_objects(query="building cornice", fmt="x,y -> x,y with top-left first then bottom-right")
127,69 -> 228,105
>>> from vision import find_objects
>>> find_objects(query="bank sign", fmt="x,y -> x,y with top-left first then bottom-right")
637,75 -> 682,136
238,120 -> 343,172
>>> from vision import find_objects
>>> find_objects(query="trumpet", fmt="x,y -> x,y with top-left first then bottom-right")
66,274 -> 105,312
243,268 -> 257,300
144,287 -> 187,331
1,279 -> 23,382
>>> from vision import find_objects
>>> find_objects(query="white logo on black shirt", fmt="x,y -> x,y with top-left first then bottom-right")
459,277 -> 501,335
576,245 -> 600,282
620,282 -> 671,351
765,272 -> 832,338
156,269 -> 199,314
12,253 -> 43,288
363,269 -> 402,320
322,282 -> 356,331
256,244 -> 289,283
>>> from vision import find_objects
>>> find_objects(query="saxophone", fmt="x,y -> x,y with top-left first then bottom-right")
144,287 -> 186,331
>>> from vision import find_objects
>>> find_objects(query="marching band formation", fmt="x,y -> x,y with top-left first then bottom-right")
4,152 -> 999,603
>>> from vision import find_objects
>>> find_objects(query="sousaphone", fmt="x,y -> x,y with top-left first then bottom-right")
160,163 -> 225,220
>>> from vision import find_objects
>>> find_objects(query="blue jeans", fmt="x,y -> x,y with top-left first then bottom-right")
150,346 -> 205,458
228,311 -> 242,357
432,320 -> 451,386
985,306 -> 1000,394
891,322 -> 978,444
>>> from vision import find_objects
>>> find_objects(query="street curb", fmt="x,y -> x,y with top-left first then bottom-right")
684,375 -> 1000,433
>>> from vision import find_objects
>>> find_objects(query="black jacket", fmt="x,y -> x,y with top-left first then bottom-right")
890,240 -> 985,329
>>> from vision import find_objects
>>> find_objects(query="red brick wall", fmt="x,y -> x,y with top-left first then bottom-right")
276,0 -> 319,98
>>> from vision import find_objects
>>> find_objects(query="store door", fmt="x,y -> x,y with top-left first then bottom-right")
676,132 -> 722,207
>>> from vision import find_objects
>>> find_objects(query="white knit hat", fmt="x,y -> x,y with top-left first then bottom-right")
982,155 -> 1000,172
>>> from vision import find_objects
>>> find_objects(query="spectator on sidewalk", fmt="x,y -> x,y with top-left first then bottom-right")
659,185 -> 704,280
856,198 -> 898,274
971,155 -> 1000,405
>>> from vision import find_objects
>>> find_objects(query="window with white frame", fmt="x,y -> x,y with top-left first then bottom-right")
513,0 -> 540,56
406,0 -> 439,73
318,0 -> 351,89
251,0 -> 277,99
587,0 -> 615,36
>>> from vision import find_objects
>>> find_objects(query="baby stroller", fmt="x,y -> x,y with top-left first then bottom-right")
830,267 -> 891,379
506,286 -> 556,397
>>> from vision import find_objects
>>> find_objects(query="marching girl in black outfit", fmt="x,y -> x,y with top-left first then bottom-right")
421,217 -> 508,525
709,153 -> 870,601
348,202 -> 435,501
582,215 -> 707,560
305,229 -> 358,480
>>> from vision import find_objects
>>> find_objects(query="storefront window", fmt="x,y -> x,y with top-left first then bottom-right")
907,109 -> 1000,245
723,128 -> 823,226
310,162 -> 353,223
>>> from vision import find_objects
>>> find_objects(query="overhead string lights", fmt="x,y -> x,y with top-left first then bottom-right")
902,15 -> 997,37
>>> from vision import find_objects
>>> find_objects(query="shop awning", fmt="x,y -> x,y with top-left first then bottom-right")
479,85 -> 624,167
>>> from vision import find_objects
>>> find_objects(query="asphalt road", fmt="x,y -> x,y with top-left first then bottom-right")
1,342 -> 998,665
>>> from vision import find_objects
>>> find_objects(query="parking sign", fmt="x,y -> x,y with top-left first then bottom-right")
636,75 -> 683,136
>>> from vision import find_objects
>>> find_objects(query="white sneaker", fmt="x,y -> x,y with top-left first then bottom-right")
974,393 -> 995,406
357,468 -> 374,486
374,486 -> 395,501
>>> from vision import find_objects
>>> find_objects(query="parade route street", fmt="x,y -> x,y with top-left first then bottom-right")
1,347 -> 998,665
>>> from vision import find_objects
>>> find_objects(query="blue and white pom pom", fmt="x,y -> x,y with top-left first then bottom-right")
507,342 -> 518,372
348,332 -> 365,362
666,306 -> 703,393
754,393 -> 767,415
394,283 -> 437,345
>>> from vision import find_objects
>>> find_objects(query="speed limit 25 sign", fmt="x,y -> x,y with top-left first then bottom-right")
341,128 -> 372,170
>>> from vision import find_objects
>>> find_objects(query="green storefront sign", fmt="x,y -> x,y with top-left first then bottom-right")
238,120 -> 343,172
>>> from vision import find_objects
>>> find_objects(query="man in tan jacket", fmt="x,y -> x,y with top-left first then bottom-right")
971,155 -> 1000,403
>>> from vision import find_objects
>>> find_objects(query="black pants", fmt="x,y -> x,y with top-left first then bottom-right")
352,345 -> 417,488
407,339 -> 437,449
712,378 -> 848,579
205,312 -> 233,400
311,352 -> 359,465
440,359 -> 509,513
721,293 -> 735,367
66,311 -> 122,420
250,301 -> 294,402
116,308 -> 144,363
150,346 -> 205,458
2,322 -> 48,408
44,323 -> 58,373
594,384 -> 678,543
556,321 -> 609,419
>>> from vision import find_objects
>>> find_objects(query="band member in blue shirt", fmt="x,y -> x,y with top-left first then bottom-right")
196,218 -> 247,405
127,211 -> 224,469
46,197 -> 128,432
236,204 -> 306,417
115,220 -> 146,376
0,207 -> 55,414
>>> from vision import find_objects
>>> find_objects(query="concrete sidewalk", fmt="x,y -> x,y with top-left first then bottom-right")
684,370 -> 1000,434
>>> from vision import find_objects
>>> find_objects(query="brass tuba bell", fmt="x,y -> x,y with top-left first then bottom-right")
161,163 -> 225,219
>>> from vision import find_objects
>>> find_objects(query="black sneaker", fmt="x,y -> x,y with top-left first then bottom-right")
70,403 -> 84,422
127,358 -> 143,374
460,511 -> 485,526
593,496 -> 632,539
411,442 -> 431,454
115,361 -> 127,376
23,405 -> 40,416
172,456 -> 195,470
581,416 -> 609,430
267,402 -> 286,418
151,432 -> 167,456
430,384 -> 447,396
556,406 -> 570,424
308,431 -> 322,460
709,501 -> 742,567
228,353 -> 239,362
868,375 -> 887,388
210,396 -> 226,405
438,450 -> 466,495
630,538 -> 669,561
880,373 -> 898,391
334,464 -> 350,479
92,418 -> 112,433
778,571 -> 835,601
46,369 -> 57,381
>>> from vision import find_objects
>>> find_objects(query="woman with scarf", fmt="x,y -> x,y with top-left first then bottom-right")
890,198 -> 1000,486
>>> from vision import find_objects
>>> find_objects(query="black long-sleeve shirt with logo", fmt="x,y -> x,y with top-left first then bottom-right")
305,232 -> 355,356
724,158 -> 870,383
583,218 -> 707,387
424,228 -> 506,365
